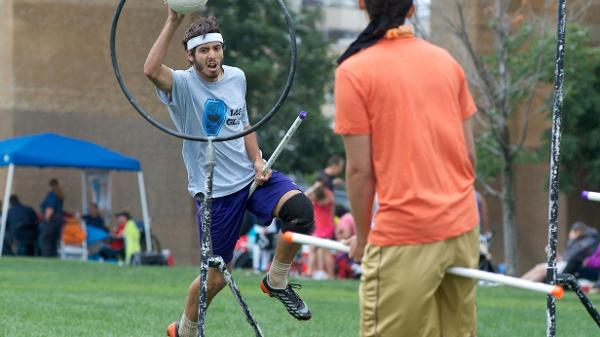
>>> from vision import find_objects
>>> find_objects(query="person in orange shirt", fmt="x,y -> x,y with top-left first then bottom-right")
334,1 -> 479,336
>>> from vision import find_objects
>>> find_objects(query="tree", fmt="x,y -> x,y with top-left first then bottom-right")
436,0 -> 595,275
545,26 -> 600,192
205,1 -> 342,176
436,0 -> 559,275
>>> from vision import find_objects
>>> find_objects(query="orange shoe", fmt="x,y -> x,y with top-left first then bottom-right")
166,321 -> 179,337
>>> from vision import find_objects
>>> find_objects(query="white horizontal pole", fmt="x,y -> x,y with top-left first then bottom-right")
446,267 -> 563,298
282,231 -> 564,299
282,231 -> 350,253
582,191 -> 600,202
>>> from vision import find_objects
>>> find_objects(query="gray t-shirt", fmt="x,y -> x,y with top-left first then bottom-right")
156,65 -> 255,198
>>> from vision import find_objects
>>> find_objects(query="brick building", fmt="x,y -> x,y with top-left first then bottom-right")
0,0 -> 199,263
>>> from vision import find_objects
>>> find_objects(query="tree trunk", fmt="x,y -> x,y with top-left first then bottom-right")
500,157 -> 518,275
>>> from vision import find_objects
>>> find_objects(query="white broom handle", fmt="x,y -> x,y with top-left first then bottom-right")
282,231 -> 564,299
248,111 -> 307,198
582,191 -> 600,202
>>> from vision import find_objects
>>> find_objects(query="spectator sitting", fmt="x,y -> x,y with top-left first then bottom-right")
61,213 -> 86,247
82,203 -> 109,233
100,211 -> 140,264
7,195 -> 40,256
522,221 -> 598,282
582,238 -> 600,293
100,212 -> 127,261
122,213 -> 141,264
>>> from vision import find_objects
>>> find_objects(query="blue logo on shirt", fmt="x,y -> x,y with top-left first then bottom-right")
203,99 -> 227,136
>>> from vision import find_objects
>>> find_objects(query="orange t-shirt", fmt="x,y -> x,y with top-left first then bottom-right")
334,31 -> 479,246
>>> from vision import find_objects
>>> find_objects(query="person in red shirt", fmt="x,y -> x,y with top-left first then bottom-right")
306,177 -> 335,279
99,212 -> 129,260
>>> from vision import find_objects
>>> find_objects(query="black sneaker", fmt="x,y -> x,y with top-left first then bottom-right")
260,275 -> 312,321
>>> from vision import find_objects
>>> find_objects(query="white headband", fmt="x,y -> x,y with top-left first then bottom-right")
187,33 -> 224,50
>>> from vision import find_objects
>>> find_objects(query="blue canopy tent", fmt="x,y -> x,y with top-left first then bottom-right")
0,132 -> 152,256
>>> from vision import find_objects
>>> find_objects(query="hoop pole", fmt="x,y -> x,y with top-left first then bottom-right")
545,1 -> 568,336
197,139 -> 216,337
208,257 -> 264,336
281,232 -> 564,298
248,111 -> 308,197
558,274 -> 600,328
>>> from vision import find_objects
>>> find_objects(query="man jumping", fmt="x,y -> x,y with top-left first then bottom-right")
144,6 -> 314,337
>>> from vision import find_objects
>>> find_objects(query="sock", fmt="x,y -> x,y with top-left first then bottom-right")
178,313 -> 198,337
267,259 -> 292,289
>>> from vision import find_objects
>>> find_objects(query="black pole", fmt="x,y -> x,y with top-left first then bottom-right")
557,274 -> 600,328
209,257 -> 265,336
546,1 -> 568,336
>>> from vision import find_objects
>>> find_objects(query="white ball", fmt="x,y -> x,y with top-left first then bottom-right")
165,0 -> 208,14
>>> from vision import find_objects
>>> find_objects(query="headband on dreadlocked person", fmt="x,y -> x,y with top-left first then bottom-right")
337,0 -> 414,65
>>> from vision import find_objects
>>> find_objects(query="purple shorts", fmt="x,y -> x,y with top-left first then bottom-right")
195,171 -> 300,264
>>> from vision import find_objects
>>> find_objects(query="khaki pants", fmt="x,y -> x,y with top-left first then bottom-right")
360,227 -> 479,337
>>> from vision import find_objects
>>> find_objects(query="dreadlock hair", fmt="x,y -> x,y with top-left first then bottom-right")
182,16 -> 222,52
337,0 -> 414,65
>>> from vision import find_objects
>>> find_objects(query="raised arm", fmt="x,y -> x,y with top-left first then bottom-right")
143,6 -> 185,92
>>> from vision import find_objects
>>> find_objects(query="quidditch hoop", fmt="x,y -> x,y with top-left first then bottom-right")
110,0 -> 297,142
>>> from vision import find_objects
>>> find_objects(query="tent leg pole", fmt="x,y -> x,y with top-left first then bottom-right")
81,172 -> 88,214
137,172 -> 152,253
107,173 -> 113,218
0,164 -> 16,257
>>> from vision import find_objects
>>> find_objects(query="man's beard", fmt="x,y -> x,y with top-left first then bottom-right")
193,59 -> 223,79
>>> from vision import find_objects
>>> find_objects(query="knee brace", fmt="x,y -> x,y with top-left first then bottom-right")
278,193 -> 315,234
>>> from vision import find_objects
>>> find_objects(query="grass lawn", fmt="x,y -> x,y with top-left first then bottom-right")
1,258 -> 599,337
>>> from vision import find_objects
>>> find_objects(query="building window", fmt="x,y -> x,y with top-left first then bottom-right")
412,0 -> 431,38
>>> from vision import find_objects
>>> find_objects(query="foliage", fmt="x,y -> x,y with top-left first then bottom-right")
543,25 -> 600,192
475,130 -> 503,182
205,1 -> 342,176
474,20 -> 554,185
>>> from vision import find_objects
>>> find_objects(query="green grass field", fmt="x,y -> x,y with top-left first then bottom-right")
1,258 -> 599,337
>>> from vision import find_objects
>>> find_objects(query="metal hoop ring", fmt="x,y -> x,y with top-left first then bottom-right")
110,0 -> 297,142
